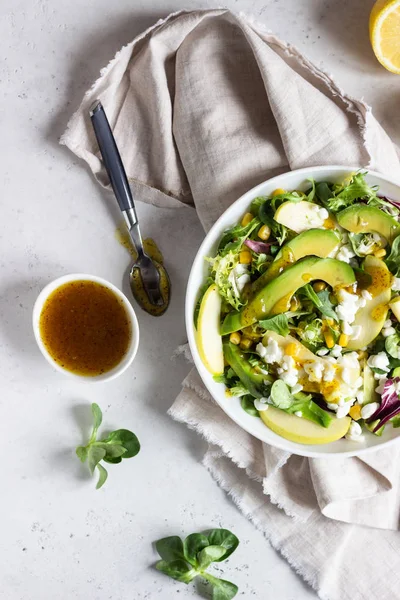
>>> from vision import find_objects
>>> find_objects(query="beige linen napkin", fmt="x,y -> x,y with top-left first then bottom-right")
62,9 -> 400,599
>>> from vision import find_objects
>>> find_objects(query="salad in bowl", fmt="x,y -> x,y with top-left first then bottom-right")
192,169 -> 400,449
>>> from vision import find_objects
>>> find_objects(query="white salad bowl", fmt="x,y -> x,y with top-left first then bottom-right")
186,165 -> 400,457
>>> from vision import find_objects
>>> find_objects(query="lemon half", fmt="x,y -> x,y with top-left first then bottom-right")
370,0 -> 400,74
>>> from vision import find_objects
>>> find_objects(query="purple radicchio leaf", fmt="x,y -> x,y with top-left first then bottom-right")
369,377 -> 400,432
244,239 -> 272,254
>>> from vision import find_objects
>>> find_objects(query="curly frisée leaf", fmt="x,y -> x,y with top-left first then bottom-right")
209,252 -> 247,311
325,172 -> 378,213
218,218 -> 260,256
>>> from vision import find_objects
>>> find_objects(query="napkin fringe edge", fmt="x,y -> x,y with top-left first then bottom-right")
204,452 -> 330,600
168,405 -> 263,483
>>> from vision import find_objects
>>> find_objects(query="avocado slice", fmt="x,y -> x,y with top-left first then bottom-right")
223,342 -> 268,399
362,364 -> 379,405
337,205 -> 400,245
347,255 -> 392,350
253,229 -> 340,292
221,257 -> 355,334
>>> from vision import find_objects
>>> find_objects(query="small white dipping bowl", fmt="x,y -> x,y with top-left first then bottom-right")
33,273 -> 139,382
186,165 -> 400,458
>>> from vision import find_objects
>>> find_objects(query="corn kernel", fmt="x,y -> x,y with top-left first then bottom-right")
230,332 -> 241,345
272,188 -> 286,197
349,405 -> 362,421
241,212 -> 254,227
324,331 -> 335,349
240,337 -> 253,350
239,250 -> 252,264
357,350 -> 367,361
289,296 -> 300,311
285,343 -> 299,358
374,248 -> 386,258
323,217 -> 336,229
258,224 -> 271,241
339,333 -> 349,347
312,281 -> 327,293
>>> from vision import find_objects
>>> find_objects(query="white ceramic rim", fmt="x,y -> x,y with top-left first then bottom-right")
185,165 -> 400,458
32,273 -> 140,382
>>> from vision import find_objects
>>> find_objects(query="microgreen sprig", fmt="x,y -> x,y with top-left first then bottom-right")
76,403 -> 140,489
155,529 -> 239,599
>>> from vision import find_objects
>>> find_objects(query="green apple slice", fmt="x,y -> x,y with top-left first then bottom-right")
274,200 -> 328,233
196,284 -> 224,375
260,406 -> 351,445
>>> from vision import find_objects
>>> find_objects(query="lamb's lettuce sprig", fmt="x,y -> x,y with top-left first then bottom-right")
155,529 -> 239,599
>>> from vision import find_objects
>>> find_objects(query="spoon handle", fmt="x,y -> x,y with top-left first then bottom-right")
89,100 -> 144,252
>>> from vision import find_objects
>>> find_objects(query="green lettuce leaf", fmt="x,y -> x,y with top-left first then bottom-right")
258,314 -> 289,336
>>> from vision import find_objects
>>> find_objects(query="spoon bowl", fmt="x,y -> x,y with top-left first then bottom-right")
129,258 -> 170,316
90,100 -> 171,315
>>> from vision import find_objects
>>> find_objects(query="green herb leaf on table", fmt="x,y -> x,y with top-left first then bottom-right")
96,463 -> 108,490
156,559 -> 197,583
75,403 -> 140,489
75,445 -> 88,463
156,536 -> 185,562
206,529 -> 240,560
197,546 -> 228,570
184,533 -> 210,565
91,402 -> 103,433
87,445 -> 106,474
102,429 -> 140,458
206,576 -> 238,600
154,529 -> 239,598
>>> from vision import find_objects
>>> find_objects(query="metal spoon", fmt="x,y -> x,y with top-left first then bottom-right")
90,100 -> 170,316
